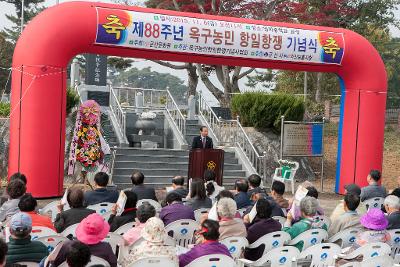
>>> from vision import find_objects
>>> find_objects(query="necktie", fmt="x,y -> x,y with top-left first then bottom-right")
202,137 -> 205,148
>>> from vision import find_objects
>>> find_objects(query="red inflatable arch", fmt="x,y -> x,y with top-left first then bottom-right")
9,1 -> 387,197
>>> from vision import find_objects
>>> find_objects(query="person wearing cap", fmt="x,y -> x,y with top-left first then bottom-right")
360,169 -> 387,202
384,195 -> 400,230
6,212 -> 49,265
179,219 -> 231,267
52,213 -> 117,267
328,193 -> 362,238
330,184 -> 367,221
356,208 -> 390,247
124,217 -> 178,265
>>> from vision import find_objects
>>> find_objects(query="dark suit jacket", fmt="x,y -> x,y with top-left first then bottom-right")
132,184 -> 157,201
387,211 -> 400,230
108,209 -> 136,232
54,207 -> 96,233
84,188 -> 119,206
191,135 -> 213,149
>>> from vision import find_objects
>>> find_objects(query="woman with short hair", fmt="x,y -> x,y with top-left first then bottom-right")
217,198 -> 246,240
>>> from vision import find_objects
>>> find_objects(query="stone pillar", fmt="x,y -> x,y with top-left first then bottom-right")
187,95 -> 196,120
135,92 -> 144,113
70,58 -> 80,89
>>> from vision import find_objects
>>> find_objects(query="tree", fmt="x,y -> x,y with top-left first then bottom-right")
0,35 -> 14,95
113,67 -> 189,103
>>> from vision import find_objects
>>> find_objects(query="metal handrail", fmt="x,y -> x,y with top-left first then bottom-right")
109,86 -> 127,142
165,89 -> 186,136
197,93 -> 267,178
108,147 -> 117,185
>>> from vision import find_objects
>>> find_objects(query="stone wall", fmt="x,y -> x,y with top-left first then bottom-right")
243,127 -> 316,183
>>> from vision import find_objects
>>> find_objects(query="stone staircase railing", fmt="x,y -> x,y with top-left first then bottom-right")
198,92 -> 267,179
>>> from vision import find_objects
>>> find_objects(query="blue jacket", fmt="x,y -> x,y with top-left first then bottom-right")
234,192 -> 251,209
84,188 -> 119,206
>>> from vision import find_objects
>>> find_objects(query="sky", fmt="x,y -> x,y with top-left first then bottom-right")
0,0 -> 399,105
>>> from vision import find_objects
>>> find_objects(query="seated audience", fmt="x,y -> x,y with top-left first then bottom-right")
54,188 -> 95,233
53,213 -> 117,267
328,193 -> 361,237
355,208 -> 390,248
204,170 -> 224,202
123,203 -> 156,245
217,198 -> 247,240
384,195 -> 400,230
283,197 -> 327,251
179,220 -> 231,267
0,239 -> 7,267
1,172 -> 27,205
124,217 -> 178,265
18,193 -> 56,231
6,212 -> 49,264
65,241 -> 91,267
131,171 -> 157,201
233,179 -> 251,209
108,191 -> 138,232
271,181 -> 289,209
84,172 -> 119,205
290,186 -> 324,222
244,199 -> 282,261
330,184 -> 366,221
391,188 -> 400,199
215,190 -> 242,219
247,174 -> 267,199
0,179 -> 26,222
170,176 -> 189,199
360,169 -> 386,202
160,192 -> 195,226
244,194 -> 285,218
185,178 -> 212,210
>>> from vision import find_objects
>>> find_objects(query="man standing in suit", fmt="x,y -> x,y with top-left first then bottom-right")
192,126 -> 213,149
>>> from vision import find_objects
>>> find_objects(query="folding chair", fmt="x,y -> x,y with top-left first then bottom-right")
297,243 -> 341,267
287,229 -> 328,252
165,219 -> 199,247
220,236 -> 249,259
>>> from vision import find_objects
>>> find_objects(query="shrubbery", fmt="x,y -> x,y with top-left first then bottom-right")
0,102 -> 10,118
231,92 -> 305,132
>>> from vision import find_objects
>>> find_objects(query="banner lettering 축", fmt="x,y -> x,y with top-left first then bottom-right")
95,7 -> 345,65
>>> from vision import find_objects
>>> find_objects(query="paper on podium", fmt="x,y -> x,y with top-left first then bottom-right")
208,203 -> 218,221
116,191 -> 127,216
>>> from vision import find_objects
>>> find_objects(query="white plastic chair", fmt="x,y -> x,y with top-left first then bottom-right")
328,228 -> 362,248
87,202 -> 114,214
37,235 -> 68,253
339,255 -> 395,267
247,231 -> 291,257
61,223 -> 79,237
136,199 -> 162,212
186,254 -> 235,267
313,215 -> 331,229
337,242 -> 391,261
58,255 -> 111,267
220,236 -> 249,259
297,243 -> 341,267
14,262 -> 39,266
287,229 -> 328,252
388,229 -> 400,258
30,226 -> 57,240
272,161 -> 299,194
363,197 -> 385,210
238,246 -> 300,267
194,208 -> 209,222
165,219 -> 199,247
104,232 -> 125,255
272,216 -> 286,229
39,201 -> 70,222
114,221 -> 135,235
127,257 -> 178,267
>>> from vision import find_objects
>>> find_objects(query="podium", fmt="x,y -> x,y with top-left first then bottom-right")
188,149 -> 224,185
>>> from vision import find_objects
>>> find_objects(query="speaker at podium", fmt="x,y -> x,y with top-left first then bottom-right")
188,149 -> 224,185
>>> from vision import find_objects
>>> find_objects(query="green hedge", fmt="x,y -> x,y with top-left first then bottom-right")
231,92 -> 305,132
0,102 -> 10,117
